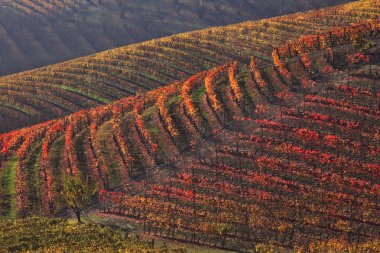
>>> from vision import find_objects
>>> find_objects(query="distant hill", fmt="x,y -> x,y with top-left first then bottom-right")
0,0 -> 351,76
0,0 -> 378,133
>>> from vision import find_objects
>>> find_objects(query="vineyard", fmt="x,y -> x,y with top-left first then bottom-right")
0,0 -> 378,133
0,216 -> 182,252
0,17 -> 379,250
0,0 -> 350,78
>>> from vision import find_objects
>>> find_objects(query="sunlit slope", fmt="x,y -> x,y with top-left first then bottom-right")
0,22 -> 379,250
0,0 -> 379,133
0,0 -> 351,77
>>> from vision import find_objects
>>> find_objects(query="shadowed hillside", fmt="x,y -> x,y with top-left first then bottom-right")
0,0 -> 378,133
0,0 -> 351,77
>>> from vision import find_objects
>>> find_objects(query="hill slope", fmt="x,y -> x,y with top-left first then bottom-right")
0,25 -> 379,250
0,0 -> 379,133
0,0 -> 350,77
0,217 -> 176,252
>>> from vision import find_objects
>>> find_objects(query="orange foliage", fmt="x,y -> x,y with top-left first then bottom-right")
205,65 -> 227,111
272,50 -> 292,80
157,86 -> 179,137
250,56 -> 267,89
228,62 -> 242,101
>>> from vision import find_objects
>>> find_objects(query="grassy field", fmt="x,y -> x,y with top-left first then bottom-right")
0,156 -> 17,218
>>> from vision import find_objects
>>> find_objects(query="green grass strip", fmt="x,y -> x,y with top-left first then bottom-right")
0,156 -> 18,218
59,85 -> 110,104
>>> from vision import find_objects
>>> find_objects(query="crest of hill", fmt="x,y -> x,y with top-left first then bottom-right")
0,0 -> 351,76
0,0 -> 379,133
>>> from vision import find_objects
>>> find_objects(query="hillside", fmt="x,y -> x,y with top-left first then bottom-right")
0,0 -> 350,77
0,0 -> 379,134
0,217 -> 180,252
0,23 -> 379,250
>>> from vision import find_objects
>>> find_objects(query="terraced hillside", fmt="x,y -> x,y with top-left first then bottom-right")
0,24 -> 379,250
0,0 -> 350,77
0,0 -> 379,133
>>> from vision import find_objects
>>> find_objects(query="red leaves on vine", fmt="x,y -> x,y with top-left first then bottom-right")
296,128 -> 319,143
300,53 -> 312,69
347,52 -> 370,64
